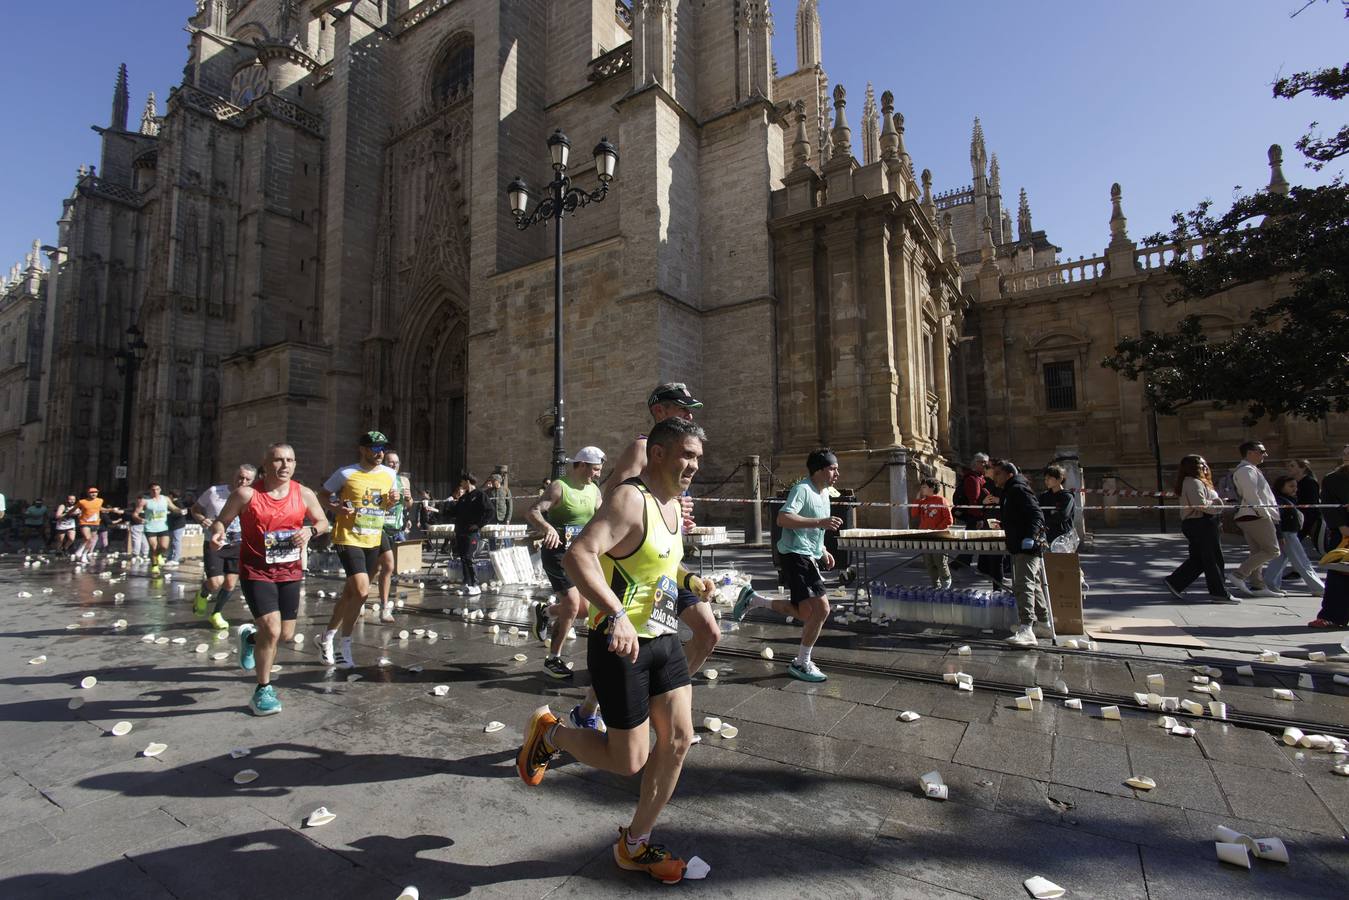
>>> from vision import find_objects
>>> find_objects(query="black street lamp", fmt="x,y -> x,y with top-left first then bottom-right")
114,323 -> 147,506
507,129 -> 618,480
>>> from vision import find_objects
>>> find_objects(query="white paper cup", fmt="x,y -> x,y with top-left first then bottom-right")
1180,699 -> 1204,716
1133,692 -> 1149,706
1027,687 -> 1044,701
1282,727 -> 1304,745
431,685 -> 449,696
1216,841 -> 1251,868
1308,651 -> 1327,662
1236,664 -> 1254,676
1158,716 -> 1178,730
1146,693 -> 1163,710
1208,701 -> 1228,719
1146,674 -> 1165,690
702,716 -> 723,733
1124,775 -> 1156,790
1101,705 -> 1121,720
957,645 -> 971,656
396,888 -> 420,900
1023,875 -> 1066,899
1161,696 -> 1180,712
1252,837 -> 1288,863
80,676 -> 97,689
898,710 -> 921,722
923,783 -> 948,800
110,721 -> 133,736
943,672 -> 959,684
760,647 -> 774,660
1273,688 -> 1296,701
233,769 -> 259,785
717,725 -> 738,739
1015,696 -> 1034,711
1064,698 -> 1082,710
1214,825 -> 1247,844
483,721 -> 505,733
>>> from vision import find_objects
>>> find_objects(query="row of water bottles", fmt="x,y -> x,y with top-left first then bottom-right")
869,583 -> 1019,630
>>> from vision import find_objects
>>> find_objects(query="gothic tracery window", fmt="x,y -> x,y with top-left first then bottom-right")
431,38 -> 474,105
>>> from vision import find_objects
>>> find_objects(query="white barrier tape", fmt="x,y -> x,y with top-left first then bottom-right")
689,496 -> 1348,513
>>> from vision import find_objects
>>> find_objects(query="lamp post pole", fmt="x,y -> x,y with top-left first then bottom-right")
114,324 -> 147,507
507,130 -> 618,481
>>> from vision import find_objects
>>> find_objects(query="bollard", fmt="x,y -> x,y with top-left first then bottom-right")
888,448 -> 910,529
744,455 -> 763,545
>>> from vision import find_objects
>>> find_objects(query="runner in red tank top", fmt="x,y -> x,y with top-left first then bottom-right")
210,442 -> 329,717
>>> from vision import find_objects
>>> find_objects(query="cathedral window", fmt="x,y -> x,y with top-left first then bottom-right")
1043,361 -> 1077,411
230,62 -> 269,107
431,37 -> 474,105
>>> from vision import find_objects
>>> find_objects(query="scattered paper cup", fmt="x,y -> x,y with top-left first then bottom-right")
760,647 -> 774,660
28,655 -> 46,665
211,652 -> 229,661
1146,693 -> 1163,710
1158,716 -> 1179,730
1027,687 -> 1044,702
1132,692 -> 1149,706
68,698 -> 84,710
685,856 -> 711,880
80,676 -> 97,689
1215,841 -> 1252,869
1064,698 -> 1082,710
229,748 -> 250,758
113,620 -> 127,629
1191,675 -> 1209,685
1052,679 -> 1069,694
1308,651 -> 1327,662
1236,664 -> 1254,677
431,685 -> 449,696
1180,699 -> 1204,716
1297,673 -> 1314,689
171,637 -> 187,645
1170,725 -> 1195,737
1146,674 -> 1165,690
426,631 -> 438,640
1101,705 -> 1121,720
1161,696 -> 1180,712
346,674 -> 363,682
141,633 -> 156,643
110,721 -> 133,736
1258,650 -> 1280,663
154,637 -> 169,645
512,653 -> 527,662
956,645 -> 971,656
1124,775 -> 1156,791
306,806 -> 336,827
717,725 -> 738,739
483,721 -> 505,733
142,742 -> 167,758
233,769 -> 259,785
702,716 -> 723,733
1023,875 -> 1066,899
944,672 -> 961,684
1251,837 -> 1288,863
1208,701 -> 1227,719
898,711 -> 921,722
396,888 -> 420,900
1213,825 -> 1249,845
413,629 -> 425,637
81,611 -> 96,619
1332,764 -> 1349,776
398,630 -> 410,640
703,668 -> 718,680
1015,696 -> 1034,711
1273,688 -> 1296,701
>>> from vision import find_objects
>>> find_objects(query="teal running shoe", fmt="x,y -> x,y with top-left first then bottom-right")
237,623 -> 256,672
249,684 -> 281,716
731,584 -> 757,622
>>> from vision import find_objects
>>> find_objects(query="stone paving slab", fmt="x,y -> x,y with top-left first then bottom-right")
1,554 -> 1346,898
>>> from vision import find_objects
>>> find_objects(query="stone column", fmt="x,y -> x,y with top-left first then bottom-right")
889,446 -> 910,529
744,454 -> 763,544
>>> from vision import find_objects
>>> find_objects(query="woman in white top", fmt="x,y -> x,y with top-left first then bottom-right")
1163,454 -> 1236,603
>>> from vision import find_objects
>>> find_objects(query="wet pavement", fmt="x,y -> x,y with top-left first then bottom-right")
0,550 -> 1346,899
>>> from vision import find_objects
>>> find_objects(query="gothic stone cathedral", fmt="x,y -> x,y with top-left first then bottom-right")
3,0 -> 1343,521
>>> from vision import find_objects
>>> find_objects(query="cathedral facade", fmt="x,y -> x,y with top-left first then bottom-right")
4,0 -> 1344,522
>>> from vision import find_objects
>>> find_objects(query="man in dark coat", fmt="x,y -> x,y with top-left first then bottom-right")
989,460 -> 1047,647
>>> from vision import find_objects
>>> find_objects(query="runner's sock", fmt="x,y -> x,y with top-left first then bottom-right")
748,592 -> 774,610
323,628 -> 338,644
625,831 -> 651,853
795,645 -> 812,666
211,586 -> 232,614
543,721 -> 561,753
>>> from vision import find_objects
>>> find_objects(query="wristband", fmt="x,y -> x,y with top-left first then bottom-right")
682,572 -> 695,590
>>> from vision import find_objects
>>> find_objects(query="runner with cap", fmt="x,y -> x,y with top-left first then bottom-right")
133,482 -> 185,575
518,417 -> 712,884
731,448 -> 841,683
191,464 -> 257,630
529,445 -> 605,687
73,486 -> 118,563
606,383 -> 721,679
319,431 -> 400,668
373,449 -> 414,625
209,442 -> 328,715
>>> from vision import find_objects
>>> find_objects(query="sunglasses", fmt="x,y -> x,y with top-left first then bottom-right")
368,445 -> 387,453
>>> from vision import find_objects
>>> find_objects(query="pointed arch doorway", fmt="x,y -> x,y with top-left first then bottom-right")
398,288 -> 467,499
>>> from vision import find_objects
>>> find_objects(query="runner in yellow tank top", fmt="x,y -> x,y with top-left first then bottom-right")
518,417 -> 712,885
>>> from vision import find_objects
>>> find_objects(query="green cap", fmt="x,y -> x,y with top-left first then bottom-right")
359,430 -> 389,447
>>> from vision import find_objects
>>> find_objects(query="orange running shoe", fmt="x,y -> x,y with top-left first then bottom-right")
517,705 -> 559,786
613,826 -> 686,884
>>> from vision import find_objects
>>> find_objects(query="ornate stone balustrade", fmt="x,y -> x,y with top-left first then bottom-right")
1003,254 -> 1107,294
79,177 -> 147,209
1136,237 -> 1206,271
588,41 -> 632,83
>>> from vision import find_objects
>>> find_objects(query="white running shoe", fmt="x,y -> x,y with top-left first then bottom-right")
319,633 -> 336,665
1005,624 -> 1037,647
380,603 -> 395,624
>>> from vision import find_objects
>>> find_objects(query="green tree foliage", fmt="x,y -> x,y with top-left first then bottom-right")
1103,11 -> 1348,425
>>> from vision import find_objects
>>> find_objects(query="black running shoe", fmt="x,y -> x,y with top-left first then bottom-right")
542,655 -> 573,680
533,602 -> 552,645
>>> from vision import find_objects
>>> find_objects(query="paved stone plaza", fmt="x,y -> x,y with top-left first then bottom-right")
0,546 -> 1346,898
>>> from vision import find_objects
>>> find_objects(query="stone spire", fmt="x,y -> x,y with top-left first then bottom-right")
922,169 -> 937,224
111,63 -> 129,131
970,116 -> 987,175
989,153 -> 1001,197
830,84 -> 852,160
27,239 -> 43,273
791,99 -> 811,170
980,215 -> 996,270
894,112 -> 911,174
1267,144 -> 1290,197
139,92 -> 160,136
796,0 -> 821,70
1108,182 -> 1130,246
1017,188 -> 1032,241
944,213 -> 957,260
861,83 -> 880,165
879,91 -> 898,161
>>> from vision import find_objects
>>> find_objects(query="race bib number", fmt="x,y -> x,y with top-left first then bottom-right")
563,525 -> 584,544
264,529 -> 301,565
643,574 -> 680,636
225,518 -> 242,544
353,505 -> 385,536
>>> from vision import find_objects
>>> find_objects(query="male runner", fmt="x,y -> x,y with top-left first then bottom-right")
518,417 -> 711,884
133,483 -> 184,575
529,445 -> 605,685
209,443 -> 328,716
320,431 -> 400,668
606,383 -> 720,677
732,448 -> 841,683
192,464 -> 257,630
373,450 -> 414,624
74,487 -> 117,563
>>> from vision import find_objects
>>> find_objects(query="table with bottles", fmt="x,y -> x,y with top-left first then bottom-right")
836,528 -> 1055,635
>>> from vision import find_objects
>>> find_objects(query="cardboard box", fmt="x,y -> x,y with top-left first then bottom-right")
1044,551 -> 1084,634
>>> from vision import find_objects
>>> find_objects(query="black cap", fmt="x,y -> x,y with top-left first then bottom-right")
359,430 -> 389,447
647,382 -> 703,409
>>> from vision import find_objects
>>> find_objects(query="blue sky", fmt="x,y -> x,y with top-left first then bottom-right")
0,1 -> 1343,270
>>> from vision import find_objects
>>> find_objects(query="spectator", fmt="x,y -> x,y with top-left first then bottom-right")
1228,440 -> 1281,598
1265,475 -> 1325,595
128,491 -> 149,558
1039,465 -> 1078,552
446,473 -> 489,595
914,478 -> 953,588
483,472 -> 513,525
416,489 -> 436,531
167,490 -> 192,564
1321,444 -> 1349,554
53,494 -> 78,552
21,498 -> 48,551
988,461 -> 1047,647
1289,459 -> 1321,557
1164,455 -> 1234,603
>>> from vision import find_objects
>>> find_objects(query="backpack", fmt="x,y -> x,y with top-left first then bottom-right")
1217,470 -> 1239,503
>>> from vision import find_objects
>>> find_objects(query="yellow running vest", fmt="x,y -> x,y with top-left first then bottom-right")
327,464 -> 398,549
591,479 -> 683,638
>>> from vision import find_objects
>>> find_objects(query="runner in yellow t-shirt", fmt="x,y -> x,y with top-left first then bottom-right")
319,431 -> 399,668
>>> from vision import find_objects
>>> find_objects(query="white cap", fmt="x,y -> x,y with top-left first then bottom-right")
573,446 -> 605,465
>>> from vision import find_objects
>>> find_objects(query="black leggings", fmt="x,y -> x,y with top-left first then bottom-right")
456,532 -> 481,586
1167,515 -> 1227,597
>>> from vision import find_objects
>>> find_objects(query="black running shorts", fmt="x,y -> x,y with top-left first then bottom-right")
781,552 -> 826,604
586,629 -> 691,730
203,542 -> 240,578
241,578 -> 302,620
337,544 -> 380,577
540,545 -> 573,593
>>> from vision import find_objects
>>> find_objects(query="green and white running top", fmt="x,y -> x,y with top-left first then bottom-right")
143,495 -> 170,534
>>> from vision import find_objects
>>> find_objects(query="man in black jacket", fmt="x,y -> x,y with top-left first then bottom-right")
1321,445 -> 1349,553
989,460 -> 1047,647
448,473 -> 490,596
